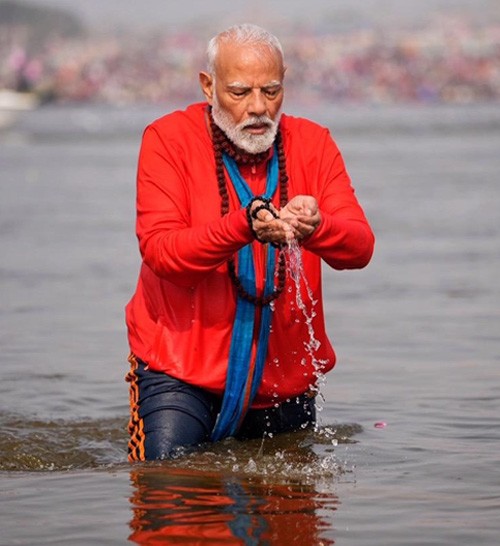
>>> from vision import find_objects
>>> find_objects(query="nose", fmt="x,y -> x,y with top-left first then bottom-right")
247,89 -> 267,117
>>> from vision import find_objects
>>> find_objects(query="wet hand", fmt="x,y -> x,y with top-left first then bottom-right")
280,195 -> 321,240
249,199 -> 294,245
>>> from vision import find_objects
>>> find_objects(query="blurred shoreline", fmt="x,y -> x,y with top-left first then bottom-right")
1,6 -> 499,108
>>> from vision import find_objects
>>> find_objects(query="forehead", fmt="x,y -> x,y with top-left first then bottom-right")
215,42 -> 284,85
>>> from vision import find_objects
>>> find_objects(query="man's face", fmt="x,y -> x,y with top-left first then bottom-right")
200,42 -> 285,153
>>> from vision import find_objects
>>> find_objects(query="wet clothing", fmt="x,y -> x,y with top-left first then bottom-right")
126,103 -> 374,402
125,102 -> 374,459
127,356 -> 316,461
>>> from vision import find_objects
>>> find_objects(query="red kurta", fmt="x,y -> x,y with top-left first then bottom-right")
125,103 -> 374,408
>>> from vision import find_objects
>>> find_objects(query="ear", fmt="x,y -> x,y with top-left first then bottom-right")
199,72 -> 214,104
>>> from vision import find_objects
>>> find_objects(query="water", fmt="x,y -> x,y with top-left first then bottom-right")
284,239 -> 326,396
1,102 -> 499,544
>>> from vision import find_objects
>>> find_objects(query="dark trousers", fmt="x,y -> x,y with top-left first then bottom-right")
127,358 -> 316,461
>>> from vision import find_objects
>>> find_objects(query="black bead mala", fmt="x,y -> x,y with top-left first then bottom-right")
210,112 -> 289,307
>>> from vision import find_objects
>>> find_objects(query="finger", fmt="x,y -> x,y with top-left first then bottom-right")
255,209 -> 275,223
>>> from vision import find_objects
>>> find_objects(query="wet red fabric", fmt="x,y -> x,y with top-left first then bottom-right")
125,103 -> 374,408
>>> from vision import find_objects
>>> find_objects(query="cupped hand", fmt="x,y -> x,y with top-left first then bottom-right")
279,195 -> 321,240
249,200 -> 295,246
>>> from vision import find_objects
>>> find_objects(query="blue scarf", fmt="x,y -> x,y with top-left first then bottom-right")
211,145 -> 279,441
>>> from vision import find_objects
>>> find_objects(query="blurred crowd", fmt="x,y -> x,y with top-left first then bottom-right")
1,17 -> 499,105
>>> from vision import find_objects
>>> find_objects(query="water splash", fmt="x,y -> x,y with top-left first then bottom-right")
0,413 -> 128,471
165,425 -> 362,487
282,240 -> 329,404
0,412 -> 362,480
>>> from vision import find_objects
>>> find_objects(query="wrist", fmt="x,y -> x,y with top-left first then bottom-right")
246,196 -> 276,243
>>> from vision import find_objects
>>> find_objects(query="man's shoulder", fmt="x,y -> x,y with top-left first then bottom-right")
147,102 -> 206,134
281,112 -> 330,142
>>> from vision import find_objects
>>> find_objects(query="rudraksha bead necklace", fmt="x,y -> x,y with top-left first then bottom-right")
210,112 -> 289,306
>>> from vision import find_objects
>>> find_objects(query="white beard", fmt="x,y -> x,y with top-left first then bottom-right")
211,95 -> 280,154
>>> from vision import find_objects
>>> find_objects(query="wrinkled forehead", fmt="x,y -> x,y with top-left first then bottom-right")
214,42 -> 285,82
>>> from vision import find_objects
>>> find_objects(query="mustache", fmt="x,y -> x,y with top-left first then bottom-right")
239,116 -> 274,129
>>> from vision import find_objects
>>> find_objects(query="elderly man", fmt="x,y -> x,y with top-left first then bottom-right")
125,23 -> 374,461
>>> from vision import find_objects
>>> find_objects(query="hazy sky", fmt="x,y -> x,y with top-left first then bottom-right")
12,0 -> 500,33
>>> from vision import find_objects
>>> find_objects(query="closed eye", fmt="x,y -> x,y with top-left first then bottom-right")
227,85 -> 282,99
262,86 -> 282,98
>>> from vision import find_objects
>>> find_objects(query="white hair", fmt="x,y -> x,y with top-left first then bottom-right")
206,23 -> 284,75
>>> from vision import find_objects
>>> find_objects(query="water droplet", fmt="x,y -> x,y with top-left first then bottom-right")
244,458 -> 257,472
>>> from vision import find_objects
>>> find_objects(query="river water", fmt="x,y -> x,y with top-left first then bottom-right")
1,102 -> 499,545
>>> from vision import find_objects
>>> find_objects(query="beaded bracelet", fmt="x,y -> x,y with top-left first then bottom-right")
251,204 -> 273,220
246,196 -> 274,243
